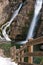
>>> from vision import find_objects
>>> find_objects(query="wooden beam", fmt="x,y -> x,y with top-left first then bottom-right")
28,46 -> 33,64
20,46 -> 24,62
0,36 -> 43,44
27,36 -> 43,46
17,49 -> 20,62
16,45 -> 27,53
16,36 -> 43,54
18,62 -> 42,65
24,52 -> 43,57
17,51 -> 43,58
28,39 -> 33,64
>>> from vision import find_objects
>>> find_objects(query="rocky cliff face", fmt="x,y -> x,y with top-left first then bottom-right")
10,0 -> 35,40
0,0 -> 43,40
0,0 -> 24,26
37,6 -> 43,37
0,0 -> 11,25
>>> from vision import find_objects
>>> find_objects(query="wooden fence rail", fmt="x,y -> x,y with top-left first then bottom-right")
27,36 -> 43,46
0,36 -> 43,44
16,51 -> 43,58
16,36 -> 43,54
18,62 -> 43,65
10,36 -> 43,65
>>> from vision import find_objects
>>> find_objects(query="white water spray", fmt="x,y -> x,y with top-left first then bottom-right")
18,0 -> 42,44
0,56 -> 18,65
0,3 -> 23,41
26,0 -> 42,40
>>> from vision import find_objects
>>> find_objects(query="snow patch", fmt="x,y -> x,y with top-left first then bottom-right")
0,56 -> 18,65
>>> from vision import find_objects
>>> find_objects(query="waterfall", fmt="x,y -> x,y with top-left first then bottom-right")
17,0 -> 42,44
0,3 -> 23,41
0,56 -> 18,65
26,0 -> 42,40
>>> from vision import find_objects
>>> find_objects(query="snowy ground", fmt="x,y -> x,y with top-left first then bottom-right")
0,56 -> 18,65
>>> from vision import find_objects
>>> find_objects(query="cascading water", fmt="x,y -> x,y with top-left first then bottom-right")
17,0 -> 42,44
0,3 -> 23,41
26,0 -> 42,40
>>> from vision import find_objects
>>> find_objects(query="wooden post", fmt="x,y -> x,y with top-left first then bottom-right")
10,46 -> 16,61
20,46 -> 24,62
13,46 -> 16,62
10,47 -> 14,59
17,49 -> 20,62
28,39 -> 33,64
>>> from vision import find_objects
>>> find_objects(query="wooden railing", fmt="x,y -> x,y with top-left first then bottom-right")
16,36 -> 43,54
0,36 -> 43,44
18,62 -> 43,65
16,51 -> 43,58
10,36 -> 43,65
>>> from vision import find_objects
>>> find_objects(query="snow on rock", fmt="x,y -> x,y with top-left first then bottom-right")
0,56 -> 18,65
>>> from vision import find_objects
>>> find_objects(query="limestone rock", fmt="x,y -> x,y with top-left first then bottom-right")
0,0 -> 11,25
10,0 -> 35,39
